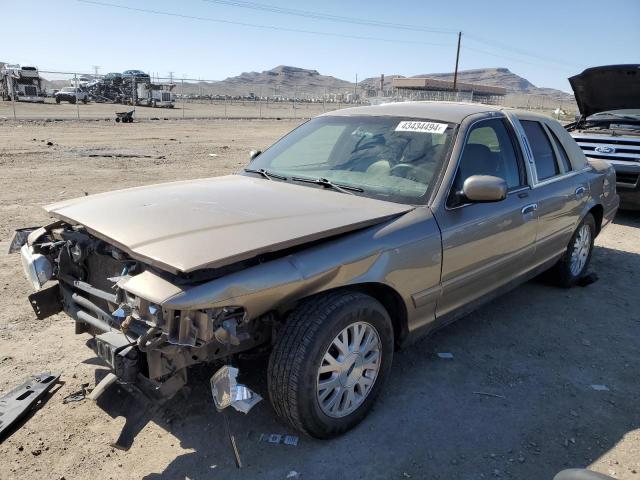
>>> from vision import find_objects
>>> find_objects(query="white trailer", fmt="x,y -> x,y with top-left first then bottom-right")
136,83 -> 175,108
0,64 -> 45,103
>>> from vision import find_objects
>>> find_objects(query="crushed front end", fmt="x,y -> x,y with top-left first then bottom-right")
10,222 -> 271,401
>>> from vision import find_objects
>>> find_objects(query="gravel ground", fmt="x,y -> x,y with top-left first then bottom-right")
0,119 -> 638,480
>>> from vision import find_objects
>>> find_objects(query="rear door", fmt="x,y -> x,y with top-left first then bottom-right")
518,118 -> 588,265
434,117 -> 537,318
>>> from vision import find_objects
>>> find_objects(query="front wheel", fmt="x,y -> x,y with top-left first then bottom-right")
268,291 -> 393,438
555,213 -> 596,287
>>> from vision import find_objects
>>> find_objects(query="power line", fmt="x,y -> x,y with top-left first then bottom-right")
463,44 -> 581,72
200,0 -> 585,71
465,33 -> 585,69
77,0 -> 453,47
200,0 -> 457,34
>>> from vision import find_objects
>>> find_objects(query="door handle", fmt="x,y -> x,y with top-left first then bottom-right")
521,203 -> 538,215
575,186 -> 586,196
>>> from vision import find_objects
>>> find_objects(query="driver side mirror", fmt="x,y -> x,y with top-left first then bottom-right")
249,150 -> 261,161
461,175 -> 507,203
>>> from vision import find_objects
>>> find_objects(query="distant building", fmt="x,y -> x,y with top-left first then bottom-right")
392,77 -> 506,104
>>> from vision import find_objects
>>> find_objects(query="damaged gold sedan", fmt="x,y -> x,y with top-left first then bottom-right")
10,102 -> 619,438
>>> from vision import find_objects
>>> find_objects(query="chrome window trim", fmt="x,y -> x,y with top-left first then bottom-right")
513,115 -> 589,188
444,115 -> 530,211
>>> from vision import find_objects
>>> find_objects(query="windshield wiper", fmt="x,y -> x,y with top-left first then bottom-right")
291,176 -> 364,194
244,168 -> 287,181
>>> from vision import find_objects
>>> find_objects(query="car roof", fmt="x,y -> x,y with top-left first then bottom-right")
322,101 -> 508,124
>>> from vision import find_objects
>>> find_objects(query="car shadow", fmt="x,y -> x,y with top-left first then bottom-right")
90,243 -> 639,480
612,209 -> 640,228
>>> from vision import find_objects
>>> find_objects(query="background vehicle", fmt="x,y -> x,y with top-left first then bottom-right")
55,87 -> 89,104
122,69 -> 150,80
566,65 -> 640,209
12,103 -> 618,439
0,64 -> 45,102
103,72 -> 123,83
136,82 -> 175,107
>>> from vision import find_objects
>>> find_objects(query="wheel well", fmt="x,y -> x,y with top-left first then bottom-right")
346,283 -> 408,348
589,204 -> 604,236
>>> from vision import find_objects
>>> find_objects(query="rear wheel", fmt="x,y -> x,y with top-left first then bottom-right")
55,97 -> 61,104
268,290 -> 393,438
555,213 -> 596,287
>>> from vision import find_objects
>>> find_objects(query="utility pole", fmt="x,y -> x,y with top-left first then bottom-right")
92,65 -> 100,78
354,73 -> 357,103
168,71 -> 174,84
74,73 -> 80,120
453,31 -> 462,93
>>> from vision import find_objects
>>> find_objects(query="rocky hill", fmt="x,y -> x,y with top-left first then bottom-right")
35,65 -> 572,102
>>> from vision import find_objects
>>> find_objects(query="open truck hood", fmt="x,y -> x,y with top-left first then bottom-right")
45,175 -> 412,274
569,64 -> 640,117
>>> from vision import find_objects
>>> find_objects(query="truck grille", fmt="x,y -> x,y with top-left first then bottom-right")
572,134 -> 640,162
161,92 -> 171,102
24,85 -> 37,96
616,172 -> 639,186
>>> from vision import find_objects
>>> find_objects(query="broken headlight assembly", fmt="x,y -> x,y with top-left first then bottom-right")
117,291 -> 248,349
20,244 -> 53,291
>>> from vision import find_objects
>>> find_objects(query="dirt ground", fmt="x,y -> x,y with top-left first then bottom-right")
0,119 -> 638,480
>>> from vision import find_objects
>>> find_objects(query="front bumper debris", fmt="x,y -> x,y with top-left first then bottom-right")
210,365 -> 262,414
0,372 -> 60,439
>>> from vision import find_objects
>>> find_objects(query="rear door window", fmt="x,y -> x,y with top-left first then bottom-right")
546,127 -> 572,172
521,120 -> 560,181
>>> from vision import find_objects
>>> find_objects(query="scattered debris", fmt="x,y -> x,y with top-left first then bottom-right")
210,365 -> 262,414
0,372 -> 60,440
46,141 -> 54,146
581,339 -> 592,346
570,410 -> 579,417
259,433 -> 300,446
62,384 -> 91,404
437,352 -> 454,359
591,384 -> 610,391
286,471 -> 300,479
473,391 -> 506,399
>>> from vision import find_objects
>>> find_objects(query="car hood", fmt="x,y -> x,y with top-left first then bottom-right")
569,65 -> 640,117
45,175 -> 413,274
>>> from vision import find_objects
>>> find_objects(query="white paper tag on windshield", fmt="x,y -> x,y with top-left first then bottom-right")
395,121 -> 448,134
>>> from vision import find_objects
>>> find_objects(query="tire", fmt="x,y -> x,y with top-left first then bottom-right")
55,97 -> 60,104
555,213 -> 596,287
268,290 -> 394,438
115,117 -> 121,123
70,98 -> 76,105
82,97 -> 87,104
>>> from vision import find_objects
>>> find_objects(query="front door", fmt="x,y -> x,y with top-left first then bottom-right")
434,117 -> 537,318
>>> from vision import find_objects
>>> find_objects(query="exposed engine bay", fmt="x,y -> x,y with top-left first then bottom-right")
15,221 -> 272,401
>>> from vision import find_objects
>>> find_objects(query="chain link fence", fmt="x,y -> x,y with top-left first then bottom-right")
0,68 -> 577,122
0,69 -> 367,121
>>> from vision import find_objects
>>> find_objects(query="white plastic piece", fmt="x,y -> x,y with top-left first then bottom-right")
210,365 -> 262,414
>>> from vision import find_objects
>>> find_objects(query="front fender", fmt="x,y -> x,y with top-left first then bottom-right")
121,207 -> 442,328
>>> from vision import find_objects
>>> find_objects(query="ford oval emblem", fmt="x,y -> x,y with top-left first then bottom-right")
595,146 -> 615,154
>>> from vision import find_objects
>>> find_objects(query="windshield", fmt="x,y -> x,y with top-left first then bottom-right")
61,87 -> 75,92
247,115 -> 455,203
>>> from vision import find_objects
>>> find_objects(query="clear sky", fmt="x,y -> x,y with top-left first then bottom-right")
4,0 -> 639,92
